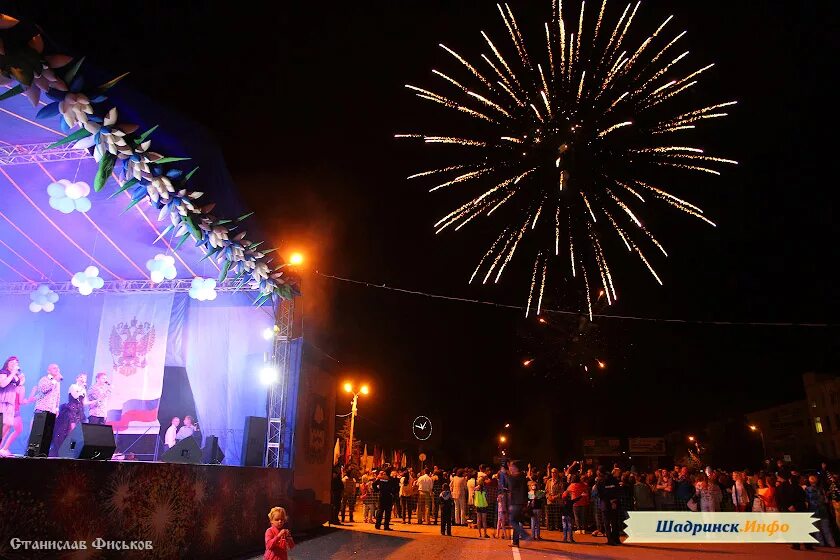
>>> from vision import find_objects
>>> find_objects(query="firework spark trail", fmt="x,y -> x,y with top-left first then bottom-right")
401,0 -> 734,313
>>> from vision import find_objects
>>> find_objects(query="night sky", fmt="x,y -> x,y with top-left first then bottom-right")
4,0 -> 838,464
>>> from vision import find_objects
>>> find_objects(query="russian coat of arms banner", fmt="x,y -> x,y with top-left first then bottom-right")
93,292 -> 174,433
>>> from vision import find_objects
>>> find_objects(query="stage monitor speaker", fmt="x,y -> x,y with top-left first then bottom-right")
241,416 -> 267,466
162,436 -> 202,464
202,435 -> 225,465
58,422 -> 115,460
26,411 -> 56,457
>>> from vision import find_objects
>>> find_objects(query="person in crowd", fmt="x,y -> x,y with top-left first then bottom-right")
360,473 -> 374,523
374,469 -> 399,531
596,466 -> 622,546
674,467 -> 695,510
827,472 -> 840,531
165,417 -> 180,450
439,482 -> 454,536
507,460 -> 530,546
399,467 -> 417,524
527,479 -> 544,541
49,373 -> 88,457
467,470 -> 477,528
432,468 -> 444,525
561,485 -> 583,543
731,471 -> 753,512
87,372 -> 111,425
264,506 -> 294,560
655,469 -> 675,510
634,473 -> 656,511
0,360 -> 26,457
565,474 -> 590,535
694,472 -> 721,512
590,471 -> 606,537
176,415 -> 200,441
330,468 -> 344,525
494,474 -> 509,539
451,468 -> 468,526
777,472 -> 813,551
341,467 -> 357,523
417,467 -> 434,524
806,474 -> 837,547
474,477 -> 490,538
545,467 -> 564,530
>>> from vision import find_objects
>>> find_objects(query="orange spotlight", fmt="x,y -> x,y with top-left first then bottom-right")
289,252 -> 304,266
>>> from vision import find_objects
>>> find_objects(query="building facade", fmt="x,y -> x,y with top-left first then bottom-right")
803,372 -> 840,460
746,400 -> 814,464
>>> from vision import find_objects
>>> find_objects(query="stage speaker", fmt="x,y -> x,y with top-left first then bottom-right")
58,423 -> 115,460
162,436 -> 202,464
202,435 -> 225,465
26,411 -> 56,457
241,416 -> 267,466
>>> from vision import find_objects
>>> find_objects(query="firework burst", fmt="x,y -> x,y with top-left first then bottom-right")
400,1 -> 736,315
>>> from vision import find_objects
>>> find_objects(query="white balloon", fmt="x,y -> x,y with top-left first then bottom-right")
150,270 -> 164,283
79,284 -> 93,296
37,284 -> 50,295
42,302 -> 55,312
47,292 -> 59,304
207,290 -> 217,301
29,302 -> 41,313
85,266 -> 99,277
74,197 -> 92,213
57,197 -> 75,214
92,277 -> 104,289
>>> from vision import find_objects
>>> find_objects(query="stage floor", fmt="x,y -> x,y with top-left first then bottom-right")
0,457 -> 327,559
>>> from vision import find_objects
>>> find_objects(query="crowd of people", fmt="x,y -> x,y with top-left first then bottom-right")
331,457 -> 840,550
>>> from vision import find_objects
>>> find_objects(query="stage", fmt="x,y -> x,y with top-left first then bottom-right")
0,457 -> 329,559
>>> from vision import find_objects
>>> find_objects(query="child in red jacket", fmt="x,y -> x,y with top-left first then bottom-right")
264,506 -> 295,560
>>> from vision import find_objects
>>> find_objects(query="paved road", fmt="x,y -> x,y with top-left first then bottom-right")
250,520 -> 840,560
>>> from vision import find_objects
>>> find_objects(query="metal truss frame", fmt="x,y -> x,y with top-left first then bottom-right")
0,142 -> 91,167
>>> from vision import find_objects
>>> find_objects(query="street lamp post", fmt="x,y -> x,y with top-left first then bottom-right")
344,382 -> 369,467
749,424 -> 767,460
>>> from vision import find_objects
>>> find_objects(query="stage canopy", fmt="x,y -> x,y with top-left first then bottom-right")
1,17 -> 300,465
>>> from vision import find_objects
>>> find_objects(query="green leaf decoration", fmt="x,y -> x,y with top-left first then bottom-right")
153,156 -> 190,165
174,233 -> 191,251
121,193 -> 147,214
184,215 -> 202,240
47,127 -> 91,149
185,167 -> 200,181
135,125 -> 159,145
0,84 -> 25,102
217,259 -> 232,283
64,56 -> 85,84
237,212 -> 255,222
94,155 -> 117,192
109,177 -> 140,199
99,72 -> 130,91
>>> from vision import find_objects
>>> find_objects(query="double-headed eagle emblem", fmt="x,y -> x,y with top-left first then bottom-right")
109,317 -> 155,376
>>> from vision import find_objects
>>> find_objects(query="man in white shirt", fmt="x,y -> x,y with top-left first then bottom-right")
176,415 -> 199,442
164,417 -> 180,449
416,468 -> 434,524
32,363 -> 62,415
450,469 -> 468,526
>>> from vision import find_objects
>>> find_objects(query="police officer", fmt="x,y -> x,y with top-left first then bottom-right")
596,466 -> 623,546
374,467 -> 399,530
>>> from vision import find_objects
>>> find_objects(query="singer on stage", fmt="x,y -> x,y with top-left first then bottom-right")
0,356 -> 24,457
88,372 -> 111,425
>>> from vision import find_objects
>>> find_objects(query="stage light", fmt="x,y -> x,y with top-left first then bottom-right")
344,382 -> 353,393
538,317 -> 547,324
262,326 -> 276,340
688,435 -> 696,442
360,385 -> 370,395
749,425 -> 758,432
259,365 -> 280,385
289,252 -> 304,266
499,435 -> 506,443
522,359 -> 533,367
505,423 -> 510,428
597,360 -> 606,369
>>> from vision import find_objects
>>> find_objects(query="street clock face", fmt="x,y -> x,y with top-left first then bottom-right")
412,416 -> 432,441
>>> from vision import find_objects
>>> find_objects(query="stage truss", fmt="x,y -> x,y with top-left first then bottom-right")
266,297 -> 295,468
0,142 -> 90,166
0,279 -> 258,295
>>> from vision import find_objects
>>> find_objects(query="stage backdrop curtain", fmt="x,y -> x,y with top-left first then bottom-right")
179,292 -> 274,465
